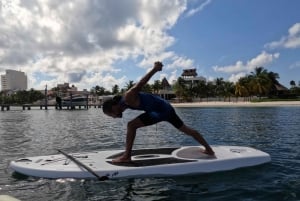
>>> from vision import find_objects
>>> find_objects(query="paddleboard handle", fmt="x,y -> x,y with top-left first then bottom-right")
57,149 -> 108,181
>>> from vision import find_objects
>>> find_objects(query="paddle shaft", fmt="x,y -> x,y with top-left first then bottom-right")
57,149 -> 108,181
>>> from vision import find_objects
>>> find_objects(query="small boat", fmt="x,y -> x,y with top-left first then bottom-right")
61,95 -> 87,106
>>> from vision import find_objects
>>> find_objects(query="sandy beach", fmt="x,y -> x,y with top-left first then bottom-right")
171,101 -> 300,107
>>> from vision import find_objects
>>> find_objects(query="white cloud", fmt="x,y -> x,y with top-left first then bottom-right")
213,51 -> 280,74
265,22 -> 300,49
289,61 -> 300,69
213,61 -> 245,74
137,52 -> 194,78
138,0 -> 186,29
0,0 -> 190,90
169,55 -> 195,69
207,76 -> 215,82
185,0 -> 212,17
228,72 -> 246,83
247,51 -> 280,70
159,70 -> 178,85
213,51 -> 280,83
168,70 -> 178,84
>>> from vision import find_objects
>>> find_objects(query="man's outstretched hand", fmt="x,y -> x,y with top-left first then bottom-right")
153,61 -> 163,72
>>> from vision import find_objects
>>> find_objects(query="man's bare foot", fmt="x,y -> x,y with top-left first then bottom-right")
112,155 -> 131,163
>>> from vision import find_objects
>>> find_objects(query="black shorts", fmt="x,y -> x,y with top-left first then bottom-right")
138,108 -> 184,129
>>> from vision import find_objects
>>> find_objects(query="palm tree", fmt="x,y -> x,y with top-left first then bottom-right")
223,81 -> 234,101
267,71 -> 281,97
112,84 -> 120,95
95,85 -> 106,95
152,80 -> 161,94
125,80 -> 135,91
290,80 -> 296,89
267,71 -> 280,85
235,77 -> 251,101
206,81 -> 216,101
248,67 -> 272,98
192,80 -> 207,101
173,77 -> 188,102
215,77 -> 225,101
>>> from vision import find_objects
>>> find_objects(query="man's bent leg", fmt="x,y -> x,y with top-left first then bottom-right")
178,124 -> 215,155
113,117 -> 146,163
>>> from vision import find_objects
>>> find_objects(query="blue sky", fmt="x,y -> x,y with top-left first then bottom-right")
171,0 -> 300,86
0,0 -> 300,91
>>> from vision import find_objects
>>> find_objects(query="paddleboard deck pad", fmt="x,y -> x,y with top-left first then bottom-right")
9,146 -> 271,179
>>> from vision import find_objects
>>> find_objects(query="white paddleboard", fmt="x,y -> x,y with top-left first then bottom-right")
9,145 -> 271,179
0,195 -> 21,201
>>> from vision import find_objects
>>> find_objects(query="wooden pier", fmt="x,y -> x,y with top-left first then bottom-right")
0,104 -> 102,111
1,105 -> 10,111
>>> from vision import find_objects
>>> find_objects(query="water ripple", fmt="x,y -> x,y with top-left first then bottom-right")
0,107 -> 299,201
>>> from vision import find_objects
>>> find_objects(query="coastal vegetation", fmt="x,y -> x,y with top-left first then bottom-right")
90,66 -> 300,102
1,67 -> 299,105
0,89 -> 44,105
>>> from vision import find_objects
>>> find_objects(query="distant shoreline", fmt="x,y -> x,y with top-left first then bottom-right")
171,101 -> 300,107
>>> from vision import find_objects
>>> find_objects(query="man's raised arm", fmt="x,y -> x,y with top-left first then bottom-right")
132,61 -> 163,92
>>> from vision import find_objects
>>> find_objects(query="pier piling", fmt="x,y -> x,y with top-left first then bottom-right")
1,105 -> 10,111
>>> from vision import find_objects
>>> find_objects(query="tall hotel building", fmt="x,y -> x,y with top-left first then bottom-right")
1,70 -> 28,91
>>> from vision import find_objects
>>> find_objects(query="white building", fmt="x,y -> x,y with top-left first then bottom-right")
1,69 -> 28,91
181,69 -> 206,84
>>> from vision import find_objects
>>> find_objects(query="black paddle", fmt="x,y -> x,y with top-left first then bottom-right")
57,149 -> 108,181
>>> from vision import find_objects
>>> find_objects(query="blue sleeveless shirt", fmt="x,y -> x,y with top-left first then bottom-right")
120,92 -> 173,121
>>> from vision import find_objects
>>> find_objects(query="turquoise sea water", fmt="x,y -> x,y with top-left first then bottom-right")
0,106 -> 299,201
